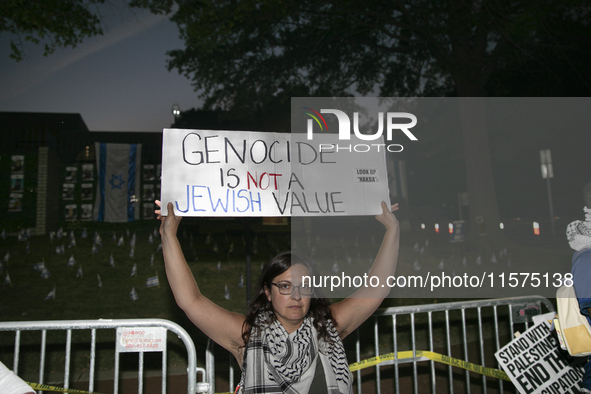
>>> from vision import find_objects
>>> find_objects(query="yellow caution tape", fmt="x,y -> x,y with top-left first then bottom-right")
27,350 -> 509,394
25,381 -> 105,394
348,350 -> 511,382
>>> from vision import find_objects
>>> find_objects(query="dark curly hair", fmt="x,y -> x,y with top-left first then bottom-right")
241,251 -> 335,346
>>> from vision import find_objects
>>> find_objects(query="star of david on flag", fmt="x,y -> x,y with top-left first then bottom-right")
94,143 -> 142,222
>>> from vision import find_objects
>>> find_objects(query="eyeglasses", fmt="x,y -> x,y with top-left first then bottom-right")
270,282 -> 314,296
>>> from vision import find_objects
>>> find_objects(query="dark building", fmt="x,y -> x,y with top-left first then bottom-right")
0,112 -> 163,234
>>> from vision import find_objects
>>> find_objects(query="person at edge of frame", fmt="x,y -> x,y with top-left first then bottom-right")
568,182 -> 591,393
0,361 -> 36,394
155,199 -> 400,394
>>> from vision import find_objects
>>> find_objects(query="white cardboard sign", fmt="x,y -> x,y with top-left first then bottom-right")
495,321 -> 584,394
160,129 -> 390,217
116,327 -> 167,353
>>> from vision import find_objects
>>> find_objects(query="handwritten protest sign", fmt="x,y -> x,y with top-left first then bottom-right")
160,129 -> 390,217
495,321 -> 584,394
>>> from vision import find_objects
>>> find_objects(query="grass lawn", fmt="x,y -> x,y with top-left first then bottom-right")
0,217 -> 570,380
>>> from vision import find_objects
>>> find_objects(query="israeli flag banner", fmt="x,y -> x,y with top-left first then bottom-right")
94,143 -> 142,222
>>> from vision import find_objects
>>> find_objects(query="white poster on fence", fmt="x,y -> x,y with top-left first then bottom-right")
495,321 -> 585,394
160,129 -> 390,217
116,327 -> 167,353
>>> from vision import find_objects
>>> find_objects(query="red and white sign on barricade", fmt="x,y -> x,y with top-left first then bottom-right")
116,327 -> 167,353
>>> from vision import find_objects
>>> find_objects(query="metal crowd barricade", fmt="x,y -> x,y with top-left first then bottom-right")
358,296 -> 555,394
204,296 -> 555,394
0,318 -> 201,394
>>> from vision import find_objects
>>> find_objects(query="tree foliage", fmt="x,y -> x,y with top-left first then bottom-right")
137,0 -> 590,247
133,0 -> 591,104
1,0 -> 105,61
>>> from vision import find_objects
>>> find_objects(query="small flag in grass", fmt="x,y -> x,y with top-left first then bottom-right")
109,254 -> 115,267
97,274 -> 102,288
129,247 -> 135,258
156,243 -> 162,252
117,236 -> 124,247
81,228 -> 88,239
131,263 -> 137,277
238,275 -> 244,288
91,244 -> 99,254
45,287 -> 56,300
76,266 -> 83,278
224,285 -> 231,300
150,254 -> 154,266
55,245 -> 65,255
41,268 -> 51,279
0,229 -> 5,240
130,287 -> 138,301
3,252 -> 10,262
146,275 -> 159,288
148,234 -> 154,244
33,262 -> 46,272
3,273 -> 11,286
67,255 -> 76,267
331,261 -> 340,274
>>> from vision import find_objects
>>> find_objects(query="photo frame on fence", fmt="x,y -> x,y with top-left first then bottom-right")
81,183 -> 93,200
65,166 -> 78,182
62,184 -> 75,200
65,204 -> 77,221
10,155 -> 24,173
143,164 -> 155,182
81,164 -> 94,181
81,204 -> 93,221
8,193 -> 23,212
10,174 -> 24,192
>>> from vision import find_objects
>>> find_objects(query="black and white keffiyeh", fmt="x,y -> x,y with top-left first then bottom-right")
238,311 -> 352,394
566,207 -> 591,251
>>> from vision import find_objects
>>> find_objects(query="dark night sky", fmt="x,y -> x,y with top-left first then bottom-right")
0,6 -> 201,132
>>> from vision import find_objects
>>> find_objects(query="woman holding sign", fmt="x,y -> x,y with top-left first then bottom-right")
155,200 -> 400,394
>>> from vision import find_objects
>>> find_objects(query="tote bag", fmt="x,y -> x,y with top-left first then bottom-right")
556,284 -> 591,357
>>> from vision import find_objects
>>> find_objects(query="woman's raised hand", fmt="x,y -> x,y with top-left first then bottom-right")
375,201 -> 399,232
155,200 -> 182,238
